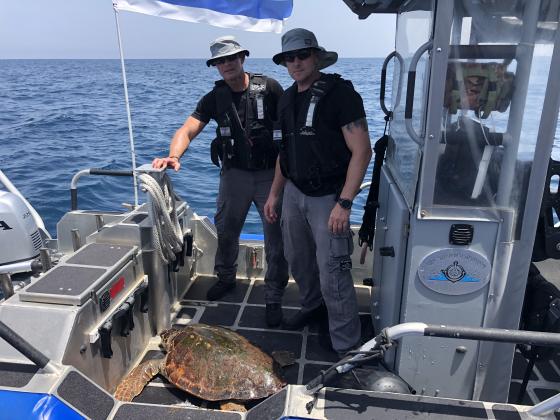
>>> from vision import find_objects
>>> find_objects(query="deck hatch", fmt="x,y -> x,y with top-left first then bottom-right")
66,243 -> 134,267
23,265 -> 106,303
19,243 -> 137,305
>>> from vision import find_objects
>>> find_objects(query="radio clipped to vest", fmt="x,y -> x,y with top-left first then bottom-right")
210,73 -> 277,171
210,115 -> 235,170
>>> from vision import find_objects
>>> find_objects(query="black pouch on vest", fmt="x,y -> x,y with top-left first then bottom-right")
210,137 -> 222,168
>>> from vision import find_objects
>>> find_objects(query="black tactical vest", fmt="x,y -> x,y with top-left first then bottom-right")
277,74 -> 352,195
210,73 -> 277,171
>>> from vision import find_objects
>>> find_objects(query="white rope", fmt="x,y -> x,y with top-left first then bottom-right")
139,174 -> 183,264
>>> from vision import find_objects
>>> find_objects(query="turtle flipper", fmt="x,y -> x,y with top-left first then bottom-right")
114,359 -> 163,402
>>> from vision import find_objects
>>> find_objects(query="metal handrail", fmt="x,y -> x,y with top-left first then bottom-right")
380,50 -> 404,117
70,168 -> 133,211
404,40 -> 433,145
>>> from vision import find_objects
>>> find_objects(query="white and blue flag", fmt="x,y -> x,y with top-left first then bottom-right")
113,0 -> 293,33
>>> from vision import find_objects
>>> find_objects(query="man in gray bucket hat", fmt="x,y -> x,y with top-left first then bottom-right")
265,28 -> 372,356
153,36 -> 288,327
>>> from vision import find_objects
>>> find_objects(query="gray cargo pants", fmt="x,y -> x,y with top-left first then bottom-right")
214,168 -> 289,304
281,181 -> 361,352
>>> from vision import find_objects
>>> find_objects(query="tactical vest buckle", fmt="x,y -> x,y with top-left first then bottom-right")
220,126 -> 231,137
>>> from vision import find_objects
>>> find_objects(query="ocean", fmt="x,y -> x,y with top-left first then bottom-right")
1,58 -> 558,236
0,58 -> 384,235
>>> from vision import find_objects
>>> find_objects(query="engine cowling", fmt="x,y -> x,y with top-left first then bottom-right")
0,191 -> 43,268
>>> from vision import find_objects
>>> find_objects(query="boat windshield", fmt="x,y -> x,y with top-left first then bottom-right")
385,6 -> 433,208
388,0 -> 557,236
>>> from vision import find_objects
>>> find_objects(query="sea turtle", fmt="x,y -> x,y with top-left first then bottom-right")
114,324 -> 285,408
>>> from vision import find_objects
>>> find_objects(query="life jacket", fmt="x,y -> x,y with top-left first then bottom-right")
277,73 -> 352,195
210,73 -> 277,171
444,62 -> 514,119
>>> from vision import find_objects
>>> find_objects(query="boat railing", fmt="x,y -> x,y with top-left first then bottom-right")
70,168 -> 134,211
305,322 -> 560,415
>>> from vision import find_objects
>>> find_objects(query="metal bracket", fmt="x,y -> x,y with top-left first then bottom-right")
98,321 -> 113,358
88,275 -> 147,346
246,245 -> 264,271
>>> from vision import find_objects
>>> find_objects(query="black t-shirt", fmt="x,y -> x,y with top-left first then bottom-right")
293,74 -> 366,131
289,73 -> 367,196
192,75 -> 284,127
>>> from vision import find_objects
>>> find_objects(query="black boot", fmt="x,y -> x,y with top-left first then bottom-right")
266,303 -> 283,327
206,280 -> 236,301
283,303 -> 328,330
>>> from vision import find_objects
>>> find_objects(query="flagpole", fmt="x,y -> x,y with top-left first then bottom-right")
112,2 -> 139,208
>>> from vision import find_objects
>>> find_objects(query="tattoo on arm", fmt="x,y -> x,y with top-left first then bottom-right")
343,117 -> 368,133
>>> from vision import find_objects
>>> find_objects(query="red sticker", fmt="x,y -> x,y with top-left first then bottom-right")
110,277 -> 125,299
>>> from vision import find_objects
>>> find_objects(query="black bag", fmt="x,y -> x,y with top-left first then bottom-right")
519,263 -> 560,360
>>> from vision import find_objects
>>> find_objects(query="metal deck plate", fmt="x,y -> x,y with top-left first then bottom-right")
66,243 -> 134,267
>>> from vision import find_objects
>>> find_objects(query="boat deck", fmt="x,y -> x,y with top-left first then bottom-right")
131,275 -> 560,408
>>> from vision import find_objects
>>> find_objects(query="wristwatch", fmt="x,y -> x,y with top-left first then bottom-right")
338,197 -> 353,210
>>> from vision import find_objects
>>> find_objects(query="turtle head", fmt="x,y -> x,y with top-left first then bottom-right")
160,328 -> 181,349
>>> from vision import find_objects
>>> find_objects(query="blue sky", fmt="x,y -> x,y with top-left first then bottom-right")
0,0 -> 395,59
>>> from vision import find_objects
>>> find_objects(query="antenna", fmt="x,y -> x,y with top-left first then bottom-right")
112,2 -> 139,208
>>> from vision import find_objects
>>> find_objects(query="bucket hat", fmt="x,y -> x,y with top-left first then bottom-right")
272,28 -> 337,70
206,36 -> 249,67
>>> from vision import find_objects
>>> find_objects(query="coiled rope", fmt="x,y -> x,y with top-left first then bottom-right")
138,173 -> 183,264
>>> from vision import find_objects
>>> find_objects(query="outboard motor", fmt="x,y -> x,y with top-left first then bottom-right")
0,170 -> 49,277
0,191 -> 44,273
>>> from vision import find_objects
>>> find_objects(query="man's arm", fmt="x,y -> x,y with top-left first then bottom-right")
152,116 -> 206,171
328,117 -> 372,234
264,157 -> 287,224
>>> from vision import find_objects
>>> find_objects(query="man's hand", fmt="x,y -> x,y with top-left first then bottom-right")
152,157 -> 181,172
328,203 -> 350,234
154,116 -> 206,173
264,194 -> 280,224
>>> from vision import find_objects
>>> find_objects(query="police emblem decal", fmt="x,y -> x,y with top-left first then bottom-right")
418,249 -> 490,296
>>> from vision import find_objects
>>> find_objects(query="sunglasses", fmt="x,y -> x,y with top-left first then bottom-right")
283,49 -> 314,63
211,53 -> 242,66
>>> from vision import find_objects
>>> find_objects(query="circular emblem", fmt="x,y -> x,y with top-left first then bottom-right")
442,261 -> 466,283
417,249 -> 491,296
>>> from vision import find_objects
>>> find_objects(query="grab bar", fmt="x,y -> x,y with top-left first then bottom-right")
70,168 -> 133,211
380,50 -> 404,117
404,40 -> 433,145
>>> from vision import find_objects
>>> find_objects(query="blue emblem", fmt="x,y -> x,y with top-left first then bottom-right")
429,261 -> 480,283
418,249 -> 490,295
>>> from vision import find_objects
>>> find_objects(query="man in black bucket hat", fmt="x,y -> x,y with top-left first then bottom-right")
265,28 -> 372,356
153,36 -> 288,327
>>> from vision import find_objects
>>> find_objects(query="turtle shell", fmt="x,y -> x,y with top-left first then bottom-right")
162,324 -> 285,401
